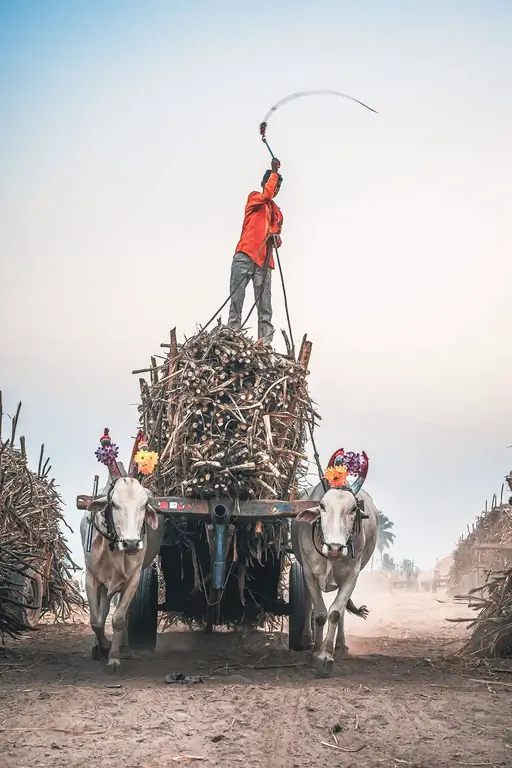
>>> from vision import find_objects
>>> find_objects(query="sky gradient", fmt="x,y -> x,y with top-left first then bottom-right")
1,0 -> 511,569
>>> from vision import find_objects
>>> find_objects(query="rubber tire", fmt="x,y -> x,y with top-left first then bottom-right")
9,569 -> 43,629
126,565 -> 158,651
288,560 -> 309,651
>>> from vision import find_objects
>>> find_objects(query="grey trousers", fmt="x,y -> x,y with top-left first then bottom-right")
227,252 -> 274,344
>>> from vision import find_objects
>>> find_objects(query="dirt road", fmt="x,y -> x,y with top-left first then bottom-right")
1,580 -> 511,768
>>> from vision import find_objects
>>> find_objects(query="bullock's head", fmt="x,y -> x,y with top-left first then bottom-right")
297,489 -> 364,558
88,477 -> 159,554
91,428 -> 160,552
297,448 -> 369,558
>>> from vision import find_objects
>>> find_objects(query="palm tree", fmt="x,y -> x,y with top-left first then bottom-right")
376,511 -> 396,567
381,553 -> 396,572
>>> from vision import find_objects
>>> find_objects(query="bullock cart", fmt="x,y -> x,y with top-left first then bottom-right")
77,326 -> 319,651
76,480 -> 313,651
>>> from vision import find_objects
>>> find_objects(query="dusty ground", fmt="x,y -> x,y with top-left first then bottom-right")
1,577 -> 511,768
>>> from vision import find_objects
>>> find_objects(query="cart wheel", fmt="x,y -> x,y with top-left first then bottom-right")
288,561 -> 310,651
126,564 -> 158,651
9,569 -> 43,629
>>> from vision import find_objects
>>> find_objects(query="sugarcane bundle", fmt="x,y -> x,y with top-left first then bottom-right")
0,395 -> 82,636
449,502 -> 512,590
454,565 -> 512,657
134,324 -> 317,500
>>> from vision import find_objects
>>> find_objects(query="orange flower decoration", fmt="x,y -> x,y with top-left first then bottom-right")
323,465 -> 348,488
133,450 -> 159,476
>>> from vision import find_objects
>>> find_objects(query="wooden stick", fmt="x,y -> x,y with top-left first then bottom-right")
10,401 -> 22,444
321,741 -> 366,753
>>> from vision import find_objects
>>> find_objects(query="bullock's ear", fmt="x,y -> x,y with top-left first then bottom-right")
145,503 -> 159,531
86,497 -> 108,520
87,496 -> 108,515
296,506 -> 320,524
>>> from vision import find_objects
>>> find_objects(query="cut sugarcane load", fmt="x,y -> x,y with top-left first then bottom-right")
133,324 -> 317,500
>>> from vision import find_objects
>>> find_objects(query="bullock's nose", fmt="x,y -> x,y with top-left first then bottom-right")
118,539 -> 143,553
328,543 -> 342,556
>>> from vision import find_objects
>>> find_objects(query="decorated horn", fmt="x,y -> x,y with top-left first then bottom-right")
323,449 -> 369,494
129,430 -> 159,477
129,429 -> 145,477
349,452 -> 369,495
108,463 -> 122,480
95,428 -> 121,478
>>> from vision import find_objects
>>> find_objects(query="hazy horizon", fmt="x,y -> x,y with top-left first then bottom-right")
1,0 -> 511,570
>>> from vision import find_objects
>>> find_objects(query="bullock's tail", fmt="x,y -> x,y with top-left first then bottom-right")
346,599 -> 369,620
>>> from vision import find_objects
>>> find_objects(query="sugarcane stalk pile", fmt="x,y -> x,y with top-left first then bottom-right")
134,324 -> 317,500
449,501 -> 512,589
449,473 -> 512,657
455,565 -> 512,657
0,394 -> 82,637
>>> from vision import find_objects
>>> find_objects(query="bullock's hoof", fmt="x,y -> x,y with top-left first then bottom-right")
91,644 -> 110,661
106,658 -> 122,675
314,653 -> 334,676
335,644 -> 349,657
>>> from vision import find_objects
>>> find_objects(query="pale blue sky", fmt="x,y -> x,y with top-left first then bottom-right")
1,1 -> 511,569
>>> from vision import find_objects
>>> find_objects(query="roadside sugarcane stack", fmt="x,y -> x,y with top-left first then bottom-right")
457,565 -> 512,657
451,473 -> 512,657
134,324 -> 318,501
449,501 -> 512,590
0,394 -> 82,637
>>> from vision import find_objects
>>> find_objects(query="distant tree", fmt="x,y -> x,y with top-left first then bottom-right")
376,512 -> 396,566
381,553 -> 396,572
400,558 -> 418,580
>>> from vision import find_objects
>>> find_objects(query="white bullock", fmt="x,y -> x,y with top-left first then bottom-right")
291,479 -> 378,673
80,475 -> 161,674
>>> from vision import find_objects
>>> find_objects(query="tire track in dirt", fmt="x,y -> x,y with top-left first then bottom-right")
269,687 -> 302,768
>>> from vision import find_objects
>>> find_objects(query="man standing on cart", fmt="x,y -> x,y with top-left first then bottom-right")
227,157 -> 283,346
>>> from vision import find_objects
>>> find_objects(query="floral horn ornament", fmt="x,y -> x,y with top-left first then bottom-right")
323,448 -> 369,495
94,428 -> 121,479
132,431 -> 159,476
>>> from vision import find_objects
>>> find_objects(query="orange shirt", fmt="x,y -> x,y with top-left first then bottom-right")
234,172 -> 283,269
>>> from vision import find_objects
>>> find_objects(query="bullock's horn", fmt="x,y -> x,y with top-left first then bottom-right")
348,451 -> 369,495
128,429 -> 148,477
108,461 -> 128,480
108,463 -> 121,480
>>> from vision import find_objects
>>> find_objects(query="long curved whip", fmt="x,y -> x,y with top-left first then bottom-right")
263,89 -> 378,124
259,89 -> 378,160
